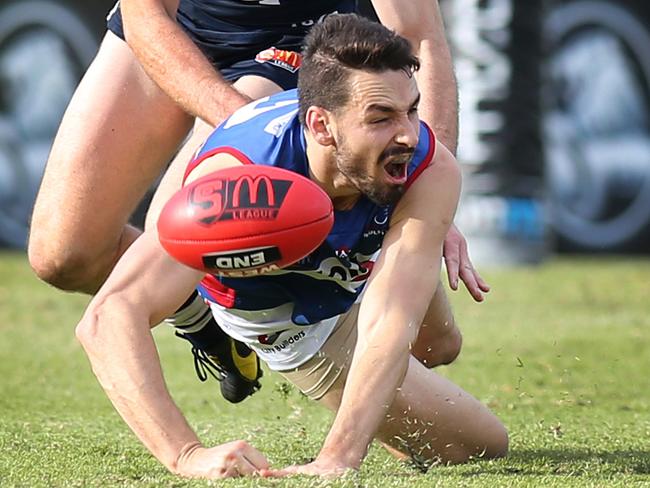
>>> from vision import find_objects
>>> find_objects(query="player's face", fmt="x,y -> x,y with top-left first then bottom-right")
332,68 -> 420,206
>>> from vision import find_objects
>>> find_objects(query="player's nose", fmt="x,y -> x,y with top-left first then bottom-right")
394,117 -> 418,148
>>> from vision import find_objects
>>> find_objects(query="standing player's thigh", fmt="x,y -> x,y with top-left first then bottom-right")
411,282 -> 463,367
144,75 -> 283,230
376,357 -> 508,464
30,32 -> 193,274
233,75 -> 284,101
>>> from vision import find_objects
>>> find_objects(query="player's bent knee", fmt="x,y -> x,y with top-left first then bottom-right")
29,251 -> 84,291
415,326 -> 462,368
28,243 -> 103,292
469,412 -> 509,462
438,327 -> 462,365
451,417 -> 508,464
480,420 -> 509,460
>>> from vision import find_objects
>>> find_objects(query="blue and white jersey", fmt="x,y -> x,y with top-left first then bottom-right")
187,89 -> 436,369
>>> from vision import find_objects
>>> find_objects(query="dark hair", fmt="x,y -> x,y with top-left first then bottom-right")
298,13 -> 420,125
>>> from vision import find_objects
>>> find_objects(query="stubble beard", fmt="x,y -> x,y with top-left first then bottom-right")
334,137 -> 405,206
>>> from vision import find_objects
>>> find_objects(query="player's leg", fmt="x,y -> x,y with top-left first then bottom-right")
410,283 -> 463,368
382,286 -> 508,463
303,350 -> 507,466
300,284 -> 462,403
28,31 -> 193,293
368,286 -> 505,463
375,357 -> 508,465
283,291 -> 507,465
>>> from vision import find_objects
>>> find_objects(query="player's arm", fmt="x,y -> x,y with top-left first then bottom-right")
76,231 -> 207,471
120,0 -> 250,126
318,141 -> 460,470
75,154 -> 265,478
371,0 -> 457,153
269,141 -> 461,476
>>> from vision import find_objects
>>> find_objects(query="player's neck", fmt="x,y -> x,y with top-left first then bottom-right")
331,194 -> 361,211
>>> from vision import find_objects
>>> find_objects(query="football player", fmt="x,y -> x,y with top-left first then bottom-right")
75,14 -> 506,479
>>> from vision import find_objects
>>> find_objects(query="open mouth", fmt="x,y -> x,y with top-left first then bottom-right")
384,161 -> 408,184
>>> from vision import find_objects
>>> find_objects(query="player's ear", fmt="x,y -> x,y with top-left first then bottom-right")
305,106 -> 335,146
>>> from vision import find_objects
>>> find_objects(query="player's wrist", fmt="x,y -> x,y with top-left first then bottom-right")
200,83 -> 251,126
317,442 -> 365,470
170,440 -> 204,475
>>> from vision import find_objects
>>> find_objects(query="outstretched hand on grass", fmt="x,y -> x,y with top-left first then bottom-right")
175,440 -> 269,478
443,223 -> 490,302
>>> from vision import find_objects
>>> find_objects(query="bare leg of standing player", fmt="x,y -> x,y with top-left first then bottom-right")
28,32 -> 194,294
28,30 -> 284,294
28,28 -> 285,404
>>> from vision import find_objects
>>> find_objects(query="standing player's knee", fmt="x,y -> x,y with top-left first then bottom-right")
28,237 -> 61,286
28,239 -> 103,293
29,247 -> 85,291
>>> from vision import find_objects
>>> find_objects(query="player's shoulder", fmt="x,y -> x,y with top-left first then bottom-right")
197,90 -> 300,158
220,90 -> 299,133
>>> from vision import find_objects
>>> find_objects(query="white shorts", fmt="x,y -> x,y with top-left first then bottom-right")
280,304 -> 359,400
207,301 -> 341,371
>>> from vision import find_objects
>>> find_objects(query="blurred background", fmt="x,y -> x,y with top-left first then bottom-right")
0,0 -> 648,262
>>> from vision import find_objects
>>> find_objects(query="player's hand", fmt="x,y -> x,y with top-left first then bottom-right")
260,456 -> 353,479
174,440 -> 269,478
443,223 -> 490,302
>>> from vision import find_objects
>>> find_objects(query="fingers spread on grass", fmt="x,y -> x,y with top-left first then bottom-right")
241,444 -> 270,471
182,440 -> 270,479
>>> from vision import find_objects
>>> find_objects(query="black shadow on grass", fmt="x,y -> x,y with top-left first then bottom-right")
466,449 -> 650,477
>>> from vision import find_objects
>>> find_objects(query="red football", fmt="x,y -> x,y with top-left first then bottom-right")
157,165 -> 333,276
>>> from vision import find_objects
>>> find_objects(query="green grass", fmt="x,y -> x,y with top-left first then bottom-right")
1,252 -> 649,487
